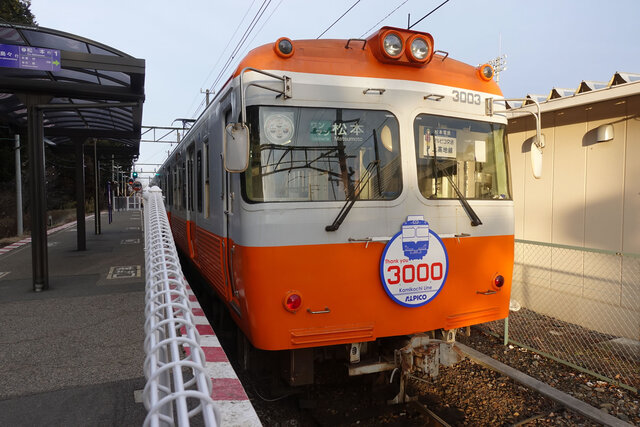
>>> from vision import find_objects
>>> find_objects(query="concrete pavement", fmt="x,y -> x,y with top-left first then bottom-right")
0,210 -> 147,426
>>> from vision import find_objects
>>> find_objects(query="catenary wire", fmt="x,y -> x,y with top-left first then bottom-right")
186,0 -> 257,117
208,0 -> 272,92
192,0 -> 272,117
234,0 -> 284,63
359,0 -> 410,38
316,0 -> 361,39
408,0 -> 450,29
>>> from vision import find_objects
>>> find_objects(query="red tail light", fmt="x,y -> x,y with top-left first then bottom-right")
284,292 -> 302,313
493,274 -> 505,289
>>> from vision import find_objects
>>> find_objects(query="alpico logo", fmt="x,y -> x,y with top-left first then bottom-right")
379,215 -> 449,307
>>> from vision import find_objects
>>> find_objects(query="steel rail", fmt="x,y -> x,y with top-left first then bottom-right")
455,343 -> 633,427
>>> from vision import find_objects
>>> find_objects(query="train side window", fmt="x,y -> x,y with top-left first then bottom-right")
187,145 -> 194,212
182,160 -> 186,209
197,149 -> 203,213
170,167 -> 174,205
174,164 -> 180,208
167,166 -> 172,205
203,139 -> 210,218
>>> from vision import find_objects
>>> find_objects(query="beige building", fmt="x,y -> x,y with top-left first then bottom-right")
505,72 -> 640,340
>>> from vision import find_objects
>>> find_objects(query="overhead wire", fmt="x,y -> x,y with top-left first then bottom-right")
192,0 -> 272,117
234,0 -> 284,62
316,0 -> 361,39
408,0 -> 451,29
359,0 -> 410,38
186,0 -> 257,116
208,0 -> 272,91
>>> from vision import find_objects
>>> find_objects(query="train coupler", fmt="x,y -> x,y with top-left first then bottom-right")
389,333 -> 464,404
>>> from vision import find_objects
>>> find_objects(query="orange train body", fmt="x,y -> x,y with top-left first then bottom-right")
160,26 -> 514,359
171,218 -> 513,351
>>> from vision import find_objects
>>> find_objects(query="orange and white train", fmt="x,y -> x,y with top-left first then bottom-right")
158,27 -> 514,389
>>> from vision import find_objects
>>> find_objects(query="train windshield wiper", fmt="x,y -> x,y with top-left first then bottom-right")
431,134 -> 482,227
439,165 -> 482,226
325,160 -> 379,232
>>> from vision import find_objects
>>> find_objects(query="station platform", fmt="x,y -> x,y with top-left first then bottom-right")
0,210 -> 259,426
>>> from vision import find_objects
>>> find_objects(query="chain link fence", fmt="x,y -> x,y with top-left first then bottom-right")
480,239 -> 640,392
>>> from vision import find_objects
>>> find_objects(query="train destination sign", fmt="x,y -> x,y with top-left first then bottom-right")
0,43 -> 61,71
380,215 -> 449,307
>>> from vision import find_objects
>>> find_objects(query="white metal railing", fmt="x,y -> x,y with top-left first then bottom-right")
142,186 -> 220,426
115,195 -> 142,211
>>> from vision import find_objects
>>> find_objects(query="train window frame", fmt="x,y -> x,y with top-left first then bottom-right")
187,145 -> 195,212
167,166 -> 172,206
413,114 -> 512,201
241,105 -> 403,204
181,159 -> 186,209
203,138 -> 210,218
196,148 -> 203,213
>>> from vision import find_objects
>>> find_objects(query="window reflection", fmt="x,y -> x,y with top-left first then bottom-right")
414,114 -> 511,200
244,106 -> 402,202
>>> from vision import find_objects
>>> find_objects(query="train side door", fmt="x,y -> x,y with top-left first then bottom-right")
223,109 -> 242,317
186,143 -> 197,260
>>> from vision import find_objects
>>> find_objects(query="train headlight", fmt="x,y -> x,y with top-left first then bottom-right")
274,37 -> 294,58
478,64 -> 494,81
382,31 -> 403,59
283,291 -> 302,313
406,35 -> 431,62
493,274 -> 505,289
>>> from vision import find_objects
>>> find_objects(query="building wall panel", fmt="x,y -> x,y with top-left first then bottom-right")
623,95 -> 640,253
551,107 -> 587,246
584,100 -> 626,251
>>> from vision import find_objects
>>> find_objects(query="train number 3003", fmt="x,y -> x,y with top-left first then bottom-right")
452,90 -> 481,105
386,263 -> 444,285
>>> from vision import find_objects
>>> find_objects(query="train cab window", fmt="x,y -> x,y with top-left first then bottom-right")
243,106 -> 402,202
196,149 -> 203,213
413,114 -> 511,200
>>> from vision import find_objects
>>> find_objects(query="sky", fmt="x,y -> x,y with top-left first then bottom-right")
30,0 -> 640,177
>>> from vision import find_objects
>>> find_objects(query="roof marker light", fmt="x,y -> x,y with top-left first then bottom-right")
274,37 -> 294,58
478,64 -> 494,81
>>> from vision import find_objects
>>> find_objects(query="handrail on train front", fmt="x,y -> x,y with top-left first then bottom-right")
142,186 -> 220,427
239,67 -> 292,123
487,97 -> 544,178
487,97 -> 543,149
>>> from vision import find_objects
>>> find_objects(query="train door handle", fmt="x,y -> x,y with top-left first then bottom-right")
307,307 -> 330,314
476,290 -> 497,295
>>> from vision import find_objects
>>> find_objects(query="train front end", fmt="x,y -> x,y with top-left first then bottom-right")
225,27 -> 514,383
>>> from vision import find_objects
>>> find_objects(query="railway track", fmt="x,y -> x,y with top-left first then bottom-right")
243,342 -> 635,426
185,265 -> 636,426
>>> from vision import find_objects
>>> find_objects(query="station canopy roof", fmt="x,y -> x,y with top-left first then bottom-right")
0,22 -> 145,157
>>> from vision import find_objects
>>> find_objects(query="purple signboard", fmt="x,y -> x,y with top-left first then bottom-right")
0,44 -> 61,71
